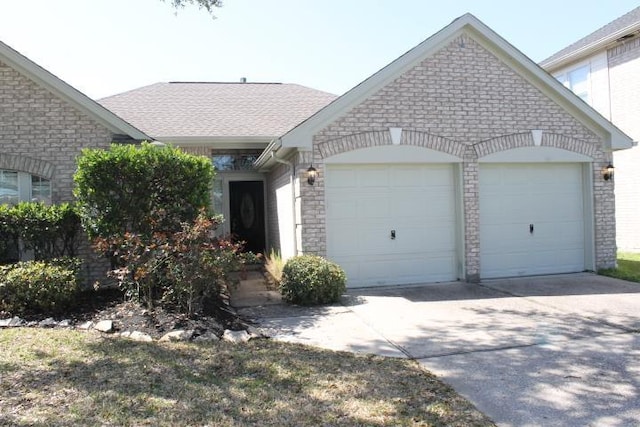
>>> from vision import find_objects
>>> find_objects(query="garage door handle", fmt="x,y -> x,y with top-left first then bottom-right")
391,230 -> 396,240
530,224 -> 534,234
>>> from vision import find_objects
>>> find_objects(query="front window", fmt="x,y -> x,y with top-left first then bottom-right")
212,152 -> 260,172
31,175 -> 51,203
0,170 -> 19,204
0,170 -> 51,205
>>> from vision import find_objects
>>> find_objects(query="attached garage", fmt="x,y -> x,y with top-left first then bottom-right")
479,163 -> 591,278
325,163 -> 459,287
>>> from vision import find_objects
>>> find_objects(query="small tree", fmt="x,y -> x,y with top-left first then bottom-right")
74,142 -> 213,242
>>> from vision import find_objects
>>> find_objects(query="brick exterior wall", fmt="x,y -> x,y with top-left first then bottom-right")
0,60 -> 124,284
299,34 -> 614,280
609,38 -> 640,252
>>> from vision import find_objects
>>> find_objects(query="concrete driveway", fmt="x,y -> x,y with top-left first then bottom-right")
239,273 -> 640,426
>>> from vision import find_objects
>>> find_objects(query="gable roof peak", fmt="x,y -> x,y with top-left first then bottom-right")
0,39 -> 149,140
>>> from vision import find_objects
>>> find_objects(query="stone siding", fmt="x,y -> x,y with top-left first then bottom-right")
302,34 -> 614,279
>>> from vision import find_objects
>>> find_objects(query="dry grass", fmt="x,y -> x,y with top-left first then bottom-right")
264,249 -> 285,289
0,329 -> 495,426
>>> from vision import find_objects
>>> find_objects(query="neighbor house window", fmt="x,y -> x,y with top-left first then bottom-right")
556,64 -> 590,104
0,170 -> 51,205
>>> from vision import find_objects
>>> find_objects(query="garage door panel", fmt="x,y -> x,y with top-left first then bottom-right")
480,163 -> 586,278
326,164 -> 458,287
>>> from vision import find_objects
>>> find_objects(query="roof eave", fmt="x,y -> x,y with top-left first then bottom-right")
541,22 -> 640,71
0,41 -> 150,141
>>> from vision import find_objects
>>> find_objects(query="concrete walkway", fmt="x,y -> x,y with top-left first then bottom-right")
233,273 -> 640,427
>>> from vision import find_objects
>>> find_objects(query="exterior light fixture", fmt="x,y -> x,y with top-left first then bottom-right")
603,164 -> 615,181
307,164 -> 317,186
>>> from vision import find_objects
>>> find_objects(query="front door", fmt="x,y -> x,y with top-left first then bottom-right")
229,181 -> 266,253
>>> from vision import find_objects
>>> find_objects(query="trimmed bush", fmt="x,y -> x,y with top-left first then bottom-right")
280,255 -> 346,305
0,258 -> 82,315
0,202 -> 80,264
74,142 -> 214,241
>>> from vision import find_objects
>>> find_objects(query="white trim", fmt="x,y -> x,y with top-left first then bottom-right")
0,41 -> 149,140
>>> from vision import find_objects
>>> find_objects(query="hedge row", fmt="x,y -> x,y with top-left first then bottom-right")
0,202 -> 80,264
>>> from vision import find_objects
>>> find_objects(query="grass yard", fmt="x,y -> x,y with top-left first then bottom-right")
0,329 -> 494,427
599,252 -> 640,283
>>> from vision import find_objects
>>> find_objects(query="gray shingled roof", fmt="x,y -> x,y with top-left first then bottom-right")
99,82 -> 337,140
541,6 -> 640,68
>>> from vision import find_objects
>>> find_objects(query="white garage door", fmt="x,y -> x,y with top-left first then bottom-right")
326,164 -> 457,287
479,163 -> 586,278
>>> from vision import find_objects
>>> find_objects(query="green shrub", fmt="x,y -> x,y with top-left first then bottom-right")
0,258 -> 81,315
280,255 -> 346,305
74,142 -> 214,242
0,202 -> 80,264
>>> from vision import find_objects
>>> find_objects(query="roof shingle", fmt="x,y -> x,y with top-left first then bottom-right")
541,6 -> 640,68
99,82 -> 337,140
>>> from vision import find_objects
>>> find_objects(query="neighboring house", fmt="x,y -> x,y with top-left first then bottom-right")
102,14 -> 633,288
0,40 -> 148,277
99,82 -> 337,253
541,6 -> 640,252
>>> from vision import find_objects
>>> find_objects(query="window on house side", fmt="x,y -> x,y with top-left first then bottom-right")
557,64 -> 590,104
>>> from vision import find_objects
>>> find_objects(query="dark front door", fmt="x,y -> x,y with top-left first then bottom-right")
229,181 -> 266,253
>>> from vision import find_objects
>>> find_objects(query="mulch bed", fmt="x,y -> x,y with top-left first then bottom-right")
1,288 -> 251,339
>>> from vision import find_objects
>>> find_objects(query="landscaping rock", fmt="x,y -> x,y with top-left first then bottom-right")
194,332 -> 220,342
94,320 -> 113,333
0,317 -> 25,327
247,326 -> 276,339
38,318 -> 58,328
77,321 -> 93,330
128,331 -> 153,342
57,319 -> 71,327
223,329 -> 251,343
159,330 -> 194,342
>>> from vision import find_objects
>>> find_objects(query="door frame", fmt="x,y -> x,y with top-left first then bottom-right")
213,172 -> 268,247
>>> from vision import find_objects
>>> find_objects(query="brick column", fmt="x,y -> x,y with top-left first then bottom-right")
463,155 -> 480,282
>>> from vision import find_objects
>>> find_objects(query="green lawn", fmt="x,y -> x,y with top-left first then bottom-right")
0,329 -> 495,427
599,252 -> 640,282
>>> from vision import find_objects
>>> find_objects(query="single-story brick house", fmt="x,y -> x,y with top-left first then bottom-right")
3,14 -> 635,288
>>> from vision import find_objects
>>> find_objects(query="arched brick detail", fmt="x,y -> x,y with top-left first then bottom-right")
474,132 -> 533,158
316,130 -> 466,159
0,153 -> 55,179
542,133 -> 601,158
475,132 -> 602,159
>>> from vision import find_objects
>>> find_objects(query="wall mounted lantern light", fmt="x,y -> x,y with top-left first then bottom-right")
603,164 -> 615,181
307,164 -> 317,186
